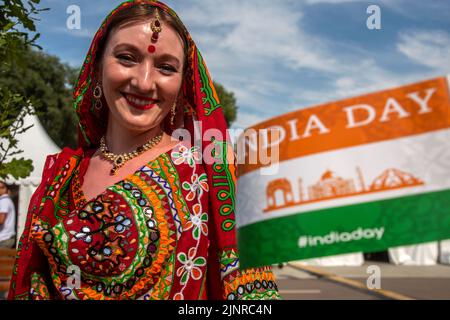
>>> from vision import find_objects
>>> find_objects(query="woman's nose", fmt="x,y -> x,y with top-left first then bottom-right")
131,61 -> 156,93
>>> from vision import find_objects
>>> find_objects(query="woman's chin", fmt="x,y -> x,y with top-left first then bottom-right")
109,107 -> 160,132
121,116 -> 163,133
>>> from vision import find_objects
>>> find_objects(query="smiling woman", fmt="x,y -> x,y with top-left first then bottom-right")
8,0 -> 280,300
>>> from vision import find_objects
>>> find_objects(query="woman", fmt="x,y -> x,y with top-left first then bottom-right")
8,0 -> 280,300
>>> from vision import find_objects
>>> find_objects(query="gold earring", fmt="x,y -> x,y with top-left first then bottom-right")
93,83 -> 103,110
170,102 -> 177,126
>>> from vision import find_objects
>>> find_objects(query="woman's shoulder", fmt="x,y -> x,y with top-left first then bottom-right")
51,146 -> 84,162
58,146 -> 85,158
45,146 -> 84,160
26,147 -> 85,221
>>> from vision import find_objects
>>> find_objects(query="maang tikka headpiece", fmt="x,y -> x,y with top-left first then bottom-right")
148,8 -> 162,53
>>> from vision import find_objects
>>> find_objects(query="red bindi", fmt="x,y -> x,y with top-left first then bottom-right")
147,45 -> 156,53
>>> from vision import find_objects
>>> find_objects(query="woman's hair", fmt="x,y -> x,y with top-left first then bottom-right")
95,3 -> 190,75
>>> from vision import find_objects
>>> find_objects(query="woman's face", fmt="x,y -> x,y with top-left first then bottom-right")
99,19 -> 184,134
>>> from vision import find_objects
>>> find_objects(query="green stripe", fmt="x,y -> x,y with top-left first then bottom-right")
238,188 -> 450,269
197,50 -> 221,116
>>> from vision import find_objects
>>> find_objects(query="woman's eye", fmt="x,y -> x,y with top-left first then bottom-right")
117,54 -> 135,64
159,64 -> 177,74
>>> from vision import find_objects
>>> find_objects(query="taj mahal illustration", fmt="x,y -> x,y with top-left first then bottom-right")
264,167 -> 424,213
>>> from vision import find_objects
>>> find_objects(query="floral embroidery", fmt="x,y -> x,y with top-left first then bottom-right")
176,247 -> 206,285
185,203 -> 208,240
171,146 -> 201,167
182,173 -> 209,201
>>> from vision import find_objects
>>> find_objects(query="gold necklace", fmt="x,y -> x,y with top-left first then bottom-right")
100,133 -> 163,175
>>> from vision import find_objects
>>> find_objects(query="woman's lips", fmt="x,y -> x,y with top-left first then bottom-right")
122,92 -> 158,110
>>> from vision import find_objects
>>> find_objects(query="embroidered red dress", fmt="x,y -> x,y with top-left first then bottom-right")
8,145 -> 279,300
8,0 -> 280,300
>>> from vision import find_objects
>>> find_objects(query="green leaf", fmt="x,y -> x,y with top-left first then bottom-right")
193,228 -> 200,240
0,157 -> 34,180
194,257 -> 206,266
2,119 -> 13,128
2,22 -> 15,32
178,253 -> 187,263
182,182 -> 191,191
181,272 -> 188,285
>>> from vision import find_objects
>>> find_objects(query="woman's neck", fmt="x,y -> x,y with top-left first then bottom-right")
104,121 -> 165,155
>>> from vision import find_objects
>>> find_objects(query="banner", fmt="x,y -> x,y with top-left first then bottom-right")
236,76 -> 450,269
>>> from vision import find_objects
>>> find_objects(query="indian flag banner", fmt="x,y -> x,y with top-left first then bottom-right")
236,76 -> 450,269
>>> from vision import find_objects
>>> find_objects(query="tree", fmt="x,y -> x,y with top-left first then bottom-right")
0,92 -> 34,179
214,81 -> 238,128
0,0 -> 48,180
0,47 -> 79,149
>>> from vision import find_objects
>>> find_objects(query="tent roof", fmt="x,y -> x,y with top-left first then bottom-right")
5,111 -> 61,186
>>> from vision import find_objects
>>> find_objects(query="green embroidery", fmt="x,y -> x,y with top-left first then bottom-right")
155,253 -> 175,299
211,139 -> 236,231
240,291 -> 282,300
41,156 -> 81,219
197,50 -> 221,116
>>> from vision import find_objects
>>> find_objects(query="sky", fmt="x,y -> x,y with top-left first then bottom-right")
33,0 -> 450,129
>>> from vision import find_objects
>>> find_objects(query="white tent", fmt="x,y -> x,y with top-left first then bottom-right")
389,241 -> 450,265
5,111 -> 60,241
388,242 -> 439,266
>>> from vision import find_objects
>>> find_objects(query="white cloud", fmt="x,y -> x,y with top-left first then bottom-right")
232,111 -> 270,130
290,57 -> 441,109
175,0 -> 347,127
397,30 -> 450,72
179,0 -> 340,73
49,26 -> 95,38
332,59 -> 401,98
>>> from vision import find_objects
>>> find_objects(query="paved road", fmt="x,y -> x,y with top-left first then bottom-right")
273,262 -> 450,300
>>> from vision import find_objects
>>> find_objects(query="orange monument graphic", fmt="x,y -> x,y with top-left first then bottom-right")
264,167 -> 424,212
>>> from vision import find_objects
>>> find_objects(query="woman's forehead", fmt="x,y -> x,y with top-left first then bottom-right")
106,20 -> 184,55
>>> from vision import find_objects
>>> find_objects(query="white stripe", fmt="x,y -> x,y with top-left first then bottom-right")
236,128 -> 450,227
